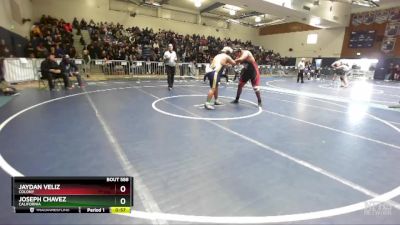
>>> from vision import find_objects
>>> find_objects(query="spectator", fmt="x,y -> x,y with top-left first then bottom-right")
25,42 -> 35,58
80,36 -> 86,46
40,53 -> 70,90
55,44 -> 64,58
60,55 -> 84,88
0,59 -> 4,83
0,39 -> 7,57
385,63 -> 395,81
394,64 -> 400,80
305,61 -> 312,80
31,23 -> 42,37
63,21 -> 73,33
72,17 -> 79,28
69,46 -> 77,58
26,16 -> 285,72
36,43 -> 48,58
188,59 -> 197,77
80,19 -> 88,29
82,49 -> 91,78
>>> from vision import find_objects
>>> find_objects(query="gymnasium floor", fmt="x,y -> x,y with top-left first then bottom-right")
0,77 -> 399,224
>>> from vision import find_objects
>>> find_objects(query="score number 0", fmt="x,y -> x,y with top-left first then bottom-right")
119,185 -> 127,205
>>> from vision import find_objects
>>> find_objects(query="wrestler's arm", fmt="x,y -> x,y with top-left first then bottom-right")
235,51 -> 248,64
226,56 -> 236,66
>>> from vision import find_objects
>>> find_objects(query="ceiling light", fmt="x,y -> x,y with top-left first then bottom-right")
255,18 -> 286,27
224,4 -> 242,11
227,19 -> 240,24
310,17 -> 320,25
194,0 -> 201,8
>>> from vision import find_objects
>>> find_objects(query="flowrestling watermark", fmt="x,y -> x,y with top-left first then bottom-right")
364,201 -> 392,216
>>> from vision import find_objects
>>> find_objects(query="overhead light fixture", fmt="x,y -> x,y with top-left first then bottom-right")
255,16 -> 261,23
265,0 -> 292,8
310,17 -> 320,25
357,52 -> 361,56
254,18 -> 286,27
224,4 -> 241,11
356,2 -> 371,7
229,10 -> 236,16
227,19 -> 240,24
194,0 -> 201,8
352,0 -> 379,7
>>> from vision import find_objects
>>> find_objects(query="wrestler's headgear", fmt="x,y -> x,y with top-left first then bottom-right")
233,46 -> 242,52
221,46 -> 233,54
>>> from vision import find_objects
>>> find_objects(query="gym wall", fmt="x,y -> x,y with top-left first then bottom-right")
256,27 -> 346,58
0,0 -> 33,38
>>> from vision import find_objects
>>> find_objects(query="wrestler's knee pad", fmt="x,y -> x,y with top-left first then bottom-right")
253,86 -> 260,92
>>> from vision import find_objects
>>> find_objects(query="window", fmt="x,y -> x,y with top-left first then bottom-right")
307,34 -> 318,44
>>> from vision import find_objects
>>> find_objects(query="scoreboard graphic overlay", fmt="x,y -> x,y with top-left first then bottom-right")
12,177 -> 133,214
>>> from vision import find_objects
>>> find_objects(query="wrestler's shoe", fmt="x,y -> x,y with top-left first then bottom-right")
231,99 -> 239,104
204,102 -> 215,110
214,100 -> 223,105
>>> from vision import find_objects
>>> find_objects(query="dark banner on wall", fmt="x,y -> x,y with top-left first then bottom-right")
349,30 -> 376,48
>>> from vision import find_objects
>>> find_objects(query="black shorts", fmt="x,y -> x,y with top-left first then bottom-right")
206,69 -> 225,88
335,69 -> 345,76
239,62 -> 260,87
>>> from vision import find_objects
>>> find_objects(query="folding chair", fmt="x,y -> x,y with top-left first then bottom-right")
37,70 -> 48,89
37,70 -> 64,90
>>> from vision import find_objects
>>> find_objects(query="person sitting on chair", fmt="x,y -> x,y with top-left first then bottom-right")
60,55 -> 84,88
40,53 -> 70,91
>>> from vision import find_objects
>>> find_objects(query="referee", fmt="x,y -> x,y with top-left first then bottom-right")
297,58 -> 305,83
163,44 -> 177,91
